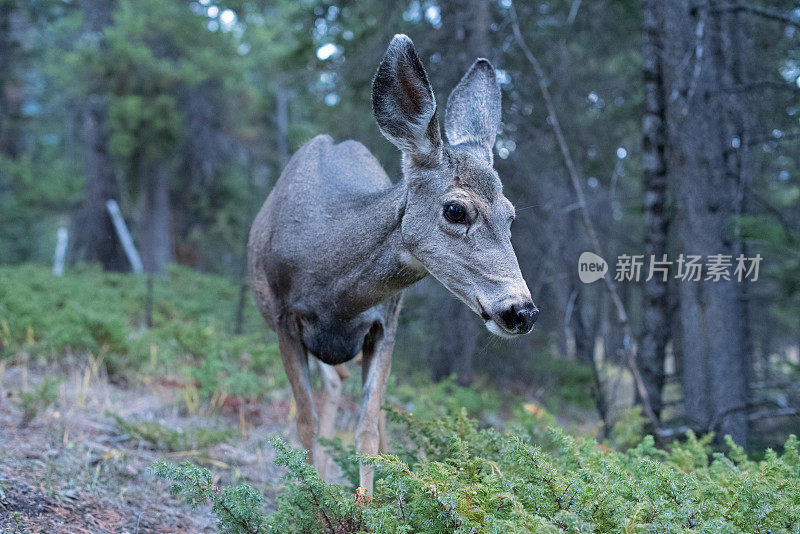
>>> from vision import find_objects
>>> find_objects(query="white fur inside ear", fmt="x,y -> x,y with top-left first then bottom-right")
407,111 -> 435,155
377,89 -> 441,163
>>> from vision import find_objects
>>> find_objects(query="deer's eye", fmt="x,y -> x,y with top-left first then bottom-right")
443,202 -> 467,224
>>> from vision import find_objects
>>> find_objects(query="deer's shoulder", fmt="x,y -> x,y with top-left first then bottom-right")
291,134 -> 392,196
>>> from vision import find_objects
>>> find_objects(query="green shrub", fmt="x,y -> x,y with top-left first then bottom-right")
151,460 -> 267,534
15,376 -> 61,425
0,264 -> 282,400
388,375 -> 503,423
156,408 -> 800,533
611,406 -> 649,450
109,413 -> 232,452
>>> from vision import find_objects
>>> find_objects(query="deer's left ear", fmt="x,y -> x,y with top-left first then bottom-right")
445,59 -> 501,165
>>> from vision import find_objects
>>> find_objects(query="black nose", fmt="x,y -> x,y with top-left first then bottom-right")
497,301 -> 539,334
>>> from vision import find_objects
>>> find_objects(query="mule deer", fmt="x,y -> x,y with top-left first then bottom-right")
248,34 -> 537,494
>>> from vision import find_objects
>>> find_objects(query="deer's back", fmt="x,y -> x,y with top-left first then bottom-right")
248,134 -> 393,327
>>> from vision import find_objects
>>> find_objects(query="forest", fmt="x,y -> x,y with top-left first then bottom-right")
1,0 -> 799,532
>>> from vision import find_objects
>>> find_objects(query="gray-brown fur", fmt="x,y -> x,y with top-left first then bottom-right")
248,34 -> 538,493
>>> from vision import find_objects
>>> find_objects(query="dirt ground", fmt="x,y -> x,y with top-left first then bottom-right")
0,358 -> 353,533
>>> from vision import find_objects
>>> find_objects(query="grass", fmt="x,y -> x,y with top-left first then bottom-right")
0,264 -> 284,401
15,376 -> 61,426
108,412 -> 233,452
0,264 -> 595,428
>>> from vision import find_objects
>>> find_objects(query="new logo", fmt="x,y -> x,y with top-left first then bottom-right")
578,251 -> 608,284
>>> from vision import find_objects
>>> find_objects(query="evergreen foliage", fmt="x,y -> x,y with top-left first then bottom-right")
109,412 -> 232,452
14,376 -> 61,425
0,264 -> 284,399
155,408 -> 800,533
151,460 -> 267,534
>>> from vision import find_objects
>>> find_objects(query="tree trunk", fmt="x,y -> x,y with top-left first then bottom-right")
73,99 -> 126,270
639,0 -> 670,419
730,0 -> 755,408
448,0 -> 491,83
0,0 -> 22,158
139,163 -> 172,273
573,290 -> 609,433
662,0 -> 749,445
430,0 -> 491,384
72,0 -> 126,270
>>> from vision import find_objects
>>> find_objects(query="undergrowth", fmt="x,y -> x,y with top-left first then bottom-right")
0,264 -> 589,427
109,412 -> 232,452
15,376 -> 61,426
154,407 -> 800,534
7,265 -> 799,531
0,264 -> 284,400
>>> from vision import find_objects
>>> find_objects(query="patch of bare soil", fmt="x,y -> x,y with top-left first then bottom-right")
0,358 -> 349,533
0,473 -> 176,533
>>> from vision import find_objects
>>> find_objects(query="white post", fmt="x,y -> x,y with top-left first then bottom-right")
106,199 -> 144,273
53,227 -> 69,276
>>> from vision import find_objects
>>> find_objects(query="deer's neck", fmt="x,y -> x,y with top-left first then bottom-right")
332,180 -> 427,317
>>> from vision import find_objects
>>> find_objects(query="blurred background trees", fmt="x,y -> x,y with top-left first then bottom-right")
1,0 -> 798,449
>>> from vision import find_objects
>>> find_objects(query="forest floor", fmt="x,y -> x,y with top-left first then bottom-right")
0,358 -> 355,533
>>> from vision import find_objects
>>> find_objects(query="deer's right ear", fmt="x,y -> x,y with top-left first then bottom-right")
444,59 -> 501,165
372,34 -> 442,166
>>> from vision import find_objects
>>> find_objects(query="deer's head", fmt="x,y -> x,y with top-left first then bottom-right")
372,35 -> 538,337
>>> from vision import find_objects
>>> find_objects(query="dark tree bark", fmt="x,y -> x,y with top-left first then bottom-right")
730,2 -> 755,407
72,100 -> 126,270
639,0 -> 670,419
572,289 -> 609,433
139,162 -> 172,273
662,0 -> 750,445
0,0 -> 22,158
430,0 -> 492,385
72,0 -> 127,270
173,84 -> 226,269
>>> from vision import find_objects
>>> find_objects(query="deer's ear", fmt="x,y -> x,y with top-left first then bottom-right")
372,34 -> 442,166
445,59 -> 501,165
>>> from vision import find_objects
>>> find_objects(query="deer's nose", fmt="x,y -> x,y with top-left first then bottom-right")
497,301 -> 538,334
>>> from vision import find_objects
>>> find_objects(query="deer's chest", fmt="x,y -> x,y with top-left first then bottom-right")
301,308 -> 384,366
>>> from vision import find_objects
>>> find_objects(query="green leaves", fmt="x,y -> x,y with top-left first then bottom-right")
154,408 -> 800,533
267,437 -> 362,534
108,94 -> 181,160
0,265 -> 283,400
150,460 -> 215,508
150,460 -> 266,533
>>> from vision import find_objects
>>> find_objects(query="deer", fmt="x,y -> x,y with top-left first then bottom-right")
248,34 -> 538,495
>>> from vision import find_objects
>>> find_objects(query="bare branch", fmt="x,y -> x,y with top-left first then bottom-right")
567,0 -> 582,25
718,80 -> 800,94
748,408 -> 800,421
509,5 -> 662,432
714,2 -> 800,30
746,186 -> 799,246
684,7 -> 707,114
747,129 -> 800,146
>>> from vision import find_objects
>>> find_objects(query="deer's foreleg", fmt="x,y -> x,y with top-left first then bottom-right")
356,299 -> 401,495
356,344 -> 393,495
276,326 -> 318,465
317,361 -> 343,479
